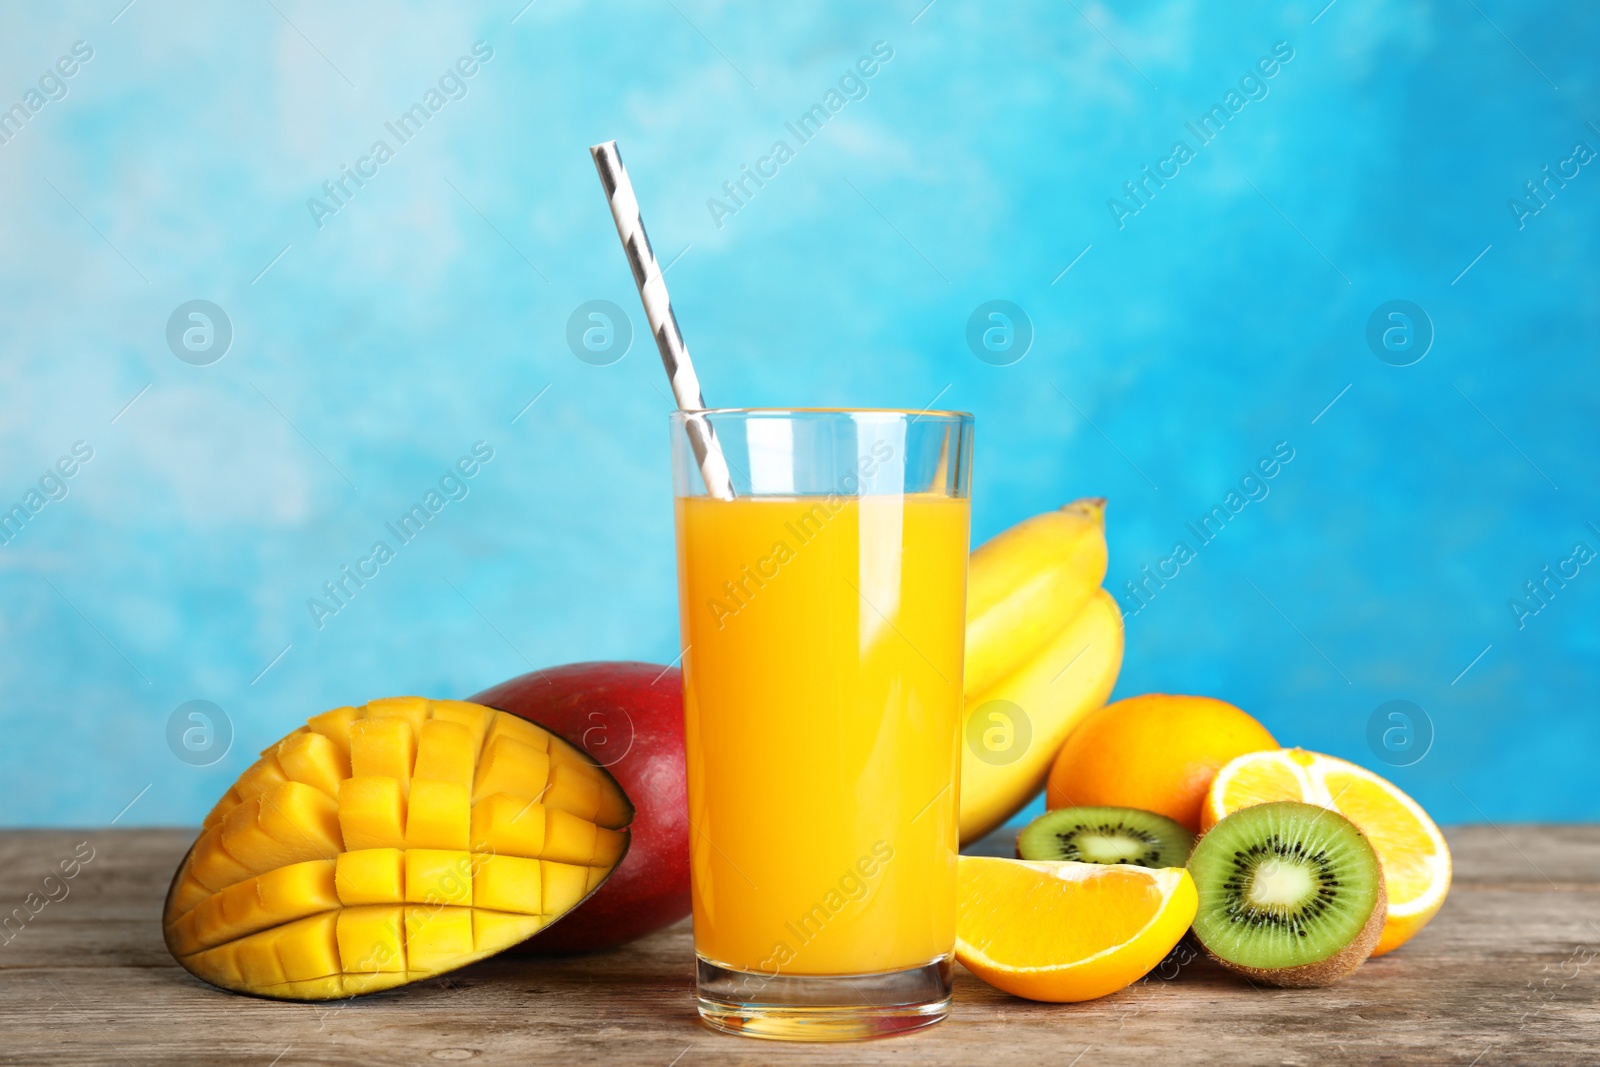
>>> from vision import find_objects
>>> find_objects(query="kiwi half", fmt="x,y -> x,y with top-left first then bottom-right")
1017,806 -> 1195,868
1188,800 -> 1386,987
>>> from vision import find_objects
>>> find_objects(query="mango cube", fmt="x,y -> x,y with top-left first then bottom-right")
473,909 -> 545,953
218,879 -> 272,934
337,906 -> 404,974
234,930 -> 287,987
470,794 -> 546,858
233,755 -> 290,802
405,849 -> 473,906
472,854 -> 542,914
594,784 -> 632,831
404,906 -> 474,974
335,849 -> 404,905
257,782 -> 343,856
169,872 -> 211,916
429,700 -> 497,753
413,720 -> 474,786
349,717 -> 415,785
484,713 -> 550,753
218,800 -> 281,875
307,706 -> 360,755
405,779 -> 469,850
593,827 -> 627,868
275,731 -> 349,798
256,859 -> 340,918
188,827 -> 255,892
275,913 -> 341,981
549,740 -> 631,829
541,861 -> 589,916
472,736 -> 549,805
338,776 -> 406,851
543,808 -> 599,866
543,762 -> 603,824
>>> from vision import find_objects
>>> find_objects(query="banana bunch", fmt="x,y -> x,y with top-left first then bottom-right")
959,498 -> 1124,844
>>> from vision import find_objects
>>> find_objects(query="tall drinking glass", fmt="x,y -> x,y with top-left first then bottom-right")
670,409 -> 973,1041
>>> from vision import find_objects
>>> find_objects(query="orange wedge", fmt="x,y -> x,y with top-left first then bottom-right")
1203,748 -> 1451,956
954,857 -> 1196,1002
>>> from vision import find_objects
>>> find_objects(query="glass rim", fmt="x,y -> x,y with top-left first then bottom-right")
669,407 -> 973,421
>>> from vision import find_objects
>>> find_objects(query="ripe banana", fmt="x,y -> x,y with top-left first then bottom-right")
964,499 -> 1109,698
959,587 -> 1124,843
957,499 -> 1123,844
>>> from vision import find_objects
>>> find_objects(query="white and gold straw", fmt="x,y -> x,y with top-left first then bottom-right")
589,140 -> 735,500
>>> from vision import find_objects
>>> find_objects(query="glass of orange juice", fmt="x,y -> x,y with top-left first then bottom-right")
670,408 -> 973,1041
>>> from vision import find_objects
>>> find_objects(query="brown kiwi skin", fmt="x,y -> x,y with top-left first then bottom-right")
1199,829 -> 1388,988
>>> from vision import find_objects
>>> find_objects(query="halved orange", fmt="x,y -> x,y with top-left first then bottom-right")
954,857 -> 1196,1002
1203,748 -> 1451,956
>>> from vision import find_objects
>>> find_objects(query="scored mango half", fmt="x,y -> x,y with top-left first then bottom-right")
162,697 -> 632,1000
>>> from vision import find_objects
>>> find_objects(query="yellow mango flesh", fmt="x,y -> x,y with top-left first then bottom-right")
164,698 -> 632,1000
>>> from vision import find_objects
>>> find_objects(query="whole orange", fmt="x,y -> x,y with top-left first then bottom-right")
1045,694 -> 1276,833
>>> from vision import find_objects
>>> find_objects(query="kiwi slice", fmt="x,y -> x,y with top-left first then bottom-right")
1016,806 -> 1194,868
1188,800 -> 1386,987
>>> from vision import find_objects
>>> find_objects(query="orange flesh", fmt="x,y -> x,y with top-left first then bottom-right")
1325,770 -> 1438,906
959,863 -> 1165,967
1215,756 -> 1304,814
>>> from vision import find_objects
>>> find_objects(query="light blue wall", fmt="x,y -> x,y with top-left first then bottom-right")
1,1 -> 1594,827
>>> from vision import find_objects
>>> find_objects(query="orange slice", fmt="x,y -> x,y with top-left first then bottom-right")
954,857 -> 1196,1002
1203,748 -> 1451,956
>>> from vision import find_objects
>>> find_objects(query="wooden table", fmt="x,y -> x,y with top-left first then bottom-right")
2,826 -> 1596,1066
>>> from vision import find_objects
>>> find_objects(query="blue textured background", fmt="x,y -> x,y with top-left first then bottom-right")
1,1 -> 1594,827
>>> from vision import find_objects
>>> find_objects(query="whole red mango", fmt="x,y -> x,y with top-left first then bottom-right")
470,661 -> 689,953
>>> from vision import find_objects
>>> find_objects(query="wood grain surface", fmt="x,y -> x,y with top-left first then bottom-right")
1,826 -> 1596,1066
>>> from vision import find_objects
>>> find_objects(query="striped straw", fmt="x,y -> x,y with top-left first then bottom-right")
589,140 -> 735,500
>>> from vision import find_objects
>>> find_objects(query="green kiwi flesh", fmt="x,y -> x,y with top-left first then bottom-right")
1188,800 -> 1386,987
1017,806 -> 1195,868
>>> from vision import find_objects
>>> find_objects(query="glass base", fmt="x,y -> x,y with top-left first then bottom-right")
695,956 -> 952,1041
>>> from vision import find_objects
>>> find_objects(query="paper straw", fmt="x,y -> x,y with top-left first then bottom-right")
589,140 -> 735,500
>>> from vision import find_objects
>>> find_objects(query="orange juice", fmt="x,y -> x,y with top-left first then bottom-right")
675,492 -> 968,976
